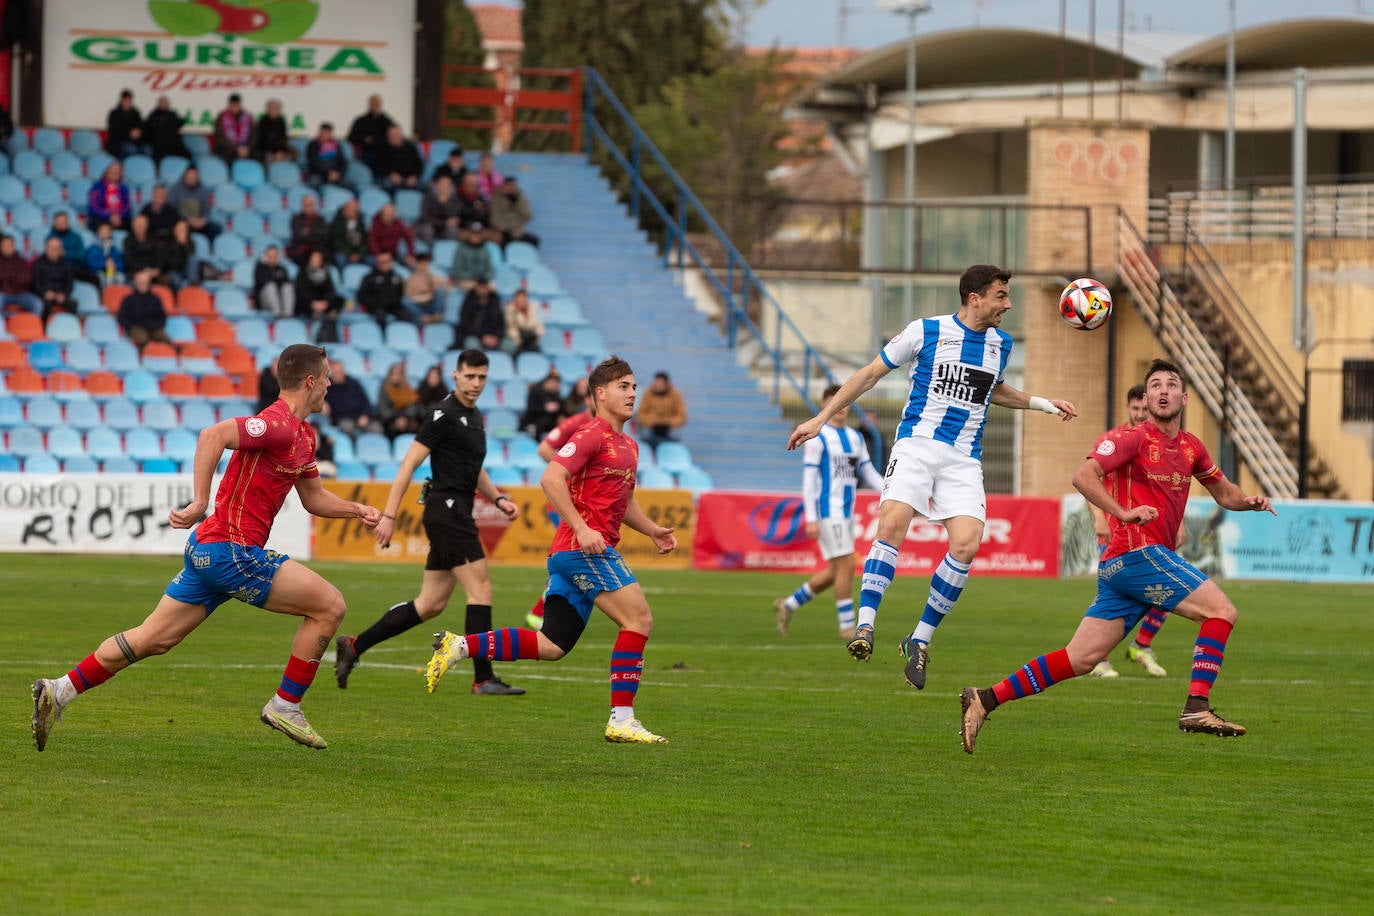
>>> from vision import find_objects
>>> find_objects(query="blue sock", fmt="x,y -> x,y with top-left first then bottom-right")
911,552 -> 970,644
836,598 -> 856,632
784,582 -> 814,612
857,539 -> 899,630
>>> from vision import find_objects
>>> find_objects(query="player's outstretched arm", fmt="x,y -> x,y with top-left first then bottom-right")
624,498 -> 676,554
788,356 -> 890,450
475,468 -> 518,520
1202,475 -> 1278,516
373,439 -> 432,546
991,383 -> 1077,421
1072,458 -> 1156,525
169,419 -> 240,528
295,476 -> 380,527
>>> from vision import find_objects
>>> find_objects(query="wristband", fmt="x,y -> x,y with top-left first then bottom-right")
1028,396 -> 1061,416
382,513 -> 396,520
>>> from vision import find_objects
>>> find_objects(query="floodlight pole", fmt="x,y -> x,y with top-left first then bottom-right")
1225,0 -> 1236,192
1294,67 -> 1309,498
881,0 -> 931,322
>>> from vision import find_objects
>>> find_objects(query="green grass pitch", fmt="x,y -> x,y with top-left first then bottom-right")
3,554 -> 1372,913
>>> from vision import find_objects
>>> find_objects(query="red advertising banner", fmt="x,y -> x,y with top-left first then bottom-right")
693,492 -> 1061,577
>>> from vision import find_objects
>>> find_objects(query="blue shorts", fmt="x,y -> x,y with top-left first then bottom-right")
164,530 -> 289,614
545,548 -> 637,622
1086,545 -> 1207,631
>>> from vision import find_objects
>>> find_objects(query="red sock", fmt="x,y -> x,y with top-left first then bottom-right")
529,596 -> 545,619
1189,618 -> 1233,699
69,654 -> 115,693
276,654 -> 319,703
464,628 -> 540,661
610,630 -> 648,709
991,648 -> 1076,705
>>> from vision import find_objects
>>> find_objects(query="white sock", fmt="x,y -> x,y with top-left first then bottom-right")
270,695 -> 300,712
836,598 -> 856,632
610,706 -> 635,725
54,675 -> 77,707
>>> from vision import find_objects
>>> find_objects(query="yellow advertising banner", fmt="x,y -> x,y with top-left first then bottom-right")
315,482 -> 694,569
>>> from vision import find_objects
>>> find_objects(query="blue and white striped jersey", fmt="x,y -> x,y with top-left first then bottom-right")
880,315 -> 1013,460
802,423 -> 884,522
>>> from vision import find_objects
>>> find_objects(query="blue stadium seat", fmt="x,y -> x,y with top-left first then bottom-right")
286,186 -> 320,212
12,150 -> 46,181
141,457 -> 179,474
235,317 -> 271,349
65,339 -> 102,373
394,188 -> 423,224
48,426 -> 86,462
655,442 -> 695,473
216,398 -> 257,421
272,318 -> 309,347
28,177 -> 61,210
333,460 -> 370,480
125,428 -> 164,462
65,398 -> 102,431
0,174 -> 26,204
420,323 -> 453,353
340,262 -> 371,298
73,282 -> 104,317
10,202 -> 45,233
69,130 -> 102,158
84,151 -> 116,181
329,344 -> 368,379
180,400 -> 217,431
45,312 -> 83,343
141,400 -> 180,433
123,155 -> 156,185
215,287 -> 252,321
267,210 -> 293,240
141,346 -> 179,376
32,127 -> 66,156
103,339 -> 141,373
484,241 -> 505,270
87,423 -> 128,457
27,340 -> 65,373
504,241 -> 540,272
485,351 -> 515,383
525,265 -> 563,298
569,327 -> 606,360
268,160 -> 301,191
0,454 -> 19,472
7,425 -> 45,460
358,187 -> 391,219
544,296 -> 588,326
431,239 -> 459,271
49,151 -> 84,183
675,466 -> 714,493
25,395 -> 63,430
403,350 -> 434,381
492,265 -> 521,298
321,184 -> 354,217
370,461 -> 400,481
231,158 -> 266,190
345,161 -> 375,190
123,369 -> 162,404
250,189 -> 286,217
212,232 -> 249,263
485,407 -> 519,440
384,321 -> 422,353
475,385 -> 499,410
183,134 -> 212,157
101,398 -> 140,432
24,454 -> 60,474
181,351 -> 219,377
329,434 -> 355,463
515,351 -> 552,381
391,433 -> 416,461
63,455 -> 99,473
163,315 -> 197,345
231,257 -> 256,288
637,467 -> 677,489
506,437 -> 544,471
101,455 -> 138,474
0,395 -> 24,428
485,465 -> 524,486
345,317 -> 383,352
159,155 -> 190,184
354,433 -> 392,465
193,155 -> 228,186
163,428 -> 199,463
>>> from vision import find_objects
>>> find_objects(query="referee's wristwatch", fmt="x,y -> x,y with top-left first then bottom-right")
494,494 -> 514,509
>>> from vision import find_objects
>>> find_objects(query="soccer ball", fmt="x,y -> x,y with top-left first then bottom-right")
1059,278 -> 1113,331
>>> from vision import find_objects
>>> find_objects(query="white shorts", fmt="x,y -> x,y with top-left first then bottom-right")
880,436 -> 986,523
816,518 -> 856,561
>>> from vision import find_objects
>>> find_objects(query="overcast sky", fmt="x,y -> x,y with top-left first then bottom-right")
742,0 -> 1373,48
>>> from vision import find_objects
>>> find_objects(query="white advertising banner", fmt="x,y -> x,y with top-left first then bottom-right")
0,474 -> 312,559
42,0 -> 416,135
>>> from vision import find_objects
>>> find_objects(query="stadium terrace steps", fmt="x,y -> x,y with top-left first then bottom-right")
524,153 -> 798,491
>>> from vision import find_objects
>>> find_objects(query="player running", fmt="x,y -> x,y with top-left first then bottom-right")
31,344 -> 382,751
425,356 -> 679,744
788,264 -> 1076,689
772,383 -> 884,640
960,359 -> 1276,754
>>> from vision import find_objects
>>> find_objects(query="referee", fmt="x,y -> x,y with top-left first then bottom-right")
335,349 -> 525,695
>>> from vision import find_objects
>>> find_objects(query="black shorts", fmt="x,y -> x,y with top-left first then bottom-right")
422,499 -> 486,571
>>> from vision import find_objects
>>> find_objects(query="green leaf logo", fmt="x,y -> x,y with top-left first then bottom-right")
148,0 -> 220,36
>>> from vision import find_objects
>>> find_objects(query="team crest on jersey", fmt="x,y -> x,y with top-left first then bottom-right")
558,442 -> 576,458
1095,439 -> 1115,456
1148,444 -> 1161,463
1183,444 -> 1196,464
245,417 -> 267,437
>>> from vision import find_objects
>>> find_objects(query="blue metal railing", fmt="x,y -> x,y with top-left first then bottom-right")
580,67 -> 883,460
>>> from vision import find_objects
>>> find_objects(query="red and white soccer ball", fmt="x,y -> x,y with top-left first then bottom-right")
1059,278 -> 1113,331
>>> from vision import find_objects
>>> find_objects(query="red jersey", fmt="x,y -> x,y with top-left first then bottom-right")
541,409 -> 595,452
548,416 -> 638,552
1090,421 -> 1220,560
196,400 -> 319,547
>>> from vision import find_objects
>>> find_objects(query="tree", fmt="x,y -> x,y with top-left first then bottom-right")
632,47 -> 796,261
438,0 -> 491,150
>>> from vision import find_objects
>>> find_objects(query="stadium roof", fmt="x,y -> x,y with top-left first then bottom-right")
1166,17 -> 1374,70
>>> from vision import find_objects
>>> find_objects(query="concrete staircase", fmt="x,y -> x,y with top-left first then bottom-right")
506,152 -> 798,492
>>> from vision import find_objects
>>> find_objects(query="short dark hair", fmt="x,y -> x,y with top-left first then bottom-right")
1144,358 -> 1186,390
456,348 -> 489,370
958,264 -> 1012,304
1126,384 -> 1146,402
823,383 -> 842,401
589,355 -> 634,393
278,344 -> 327,389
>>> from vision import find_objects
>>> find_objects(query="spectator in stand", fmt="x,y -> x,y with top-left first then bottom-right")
474,153 -> 503,199
144,95 -> 190,162
430,145 -> 467,187
167,164 -> 221,241
415,364 -> 449,412
562,376 -> 590,418
377,362 -> 422,439
47,212 -> 98,287
367,202 -> 416,265
140,184 -> 180,240
117,269 -> 171,348
123,214 -> 162,280
253,244 -> 295,318
457,279 -> 507,352
84,223 -> 127,288
356,250 -> 407,325
253,98 -> 295,162
636,371 -> 688,451
105,89 -> 150,158
401,252 -> 448,324
328,197 -> 368,270
293,248 -> 343,323
87,162 -> 133,230
161,219 -> 198,289
503,288 -> 544,354
373,125 -> 423,192
0,235 -> 41,315
416,174 -> 464,247
286,194 -> 329,267
0,102 -> 12,151
347,94 -> 395,172
522,370 -> 565,441
32,238 -> 76,320
212,93 -> 255,164
255,359 -> 281,413
449,223 -> 493,291
490,175 -> 540,248
455,172 -> 490,230
305,122 -> 349,190
323,358 -> 376,438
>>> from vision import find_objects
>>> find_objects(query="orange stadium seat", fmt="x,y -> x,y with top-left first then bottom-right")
175,286 -> 216,317
5,366 -> 45,393
216,343 -> 256,379
152,284 -> 175,315
46,370 -> 84,394
6,312 -> 43,343
195,318 -> 237,349
178,340 -> 214,361
236,373 -> 259,400
0,339 -> 24,371
101,284 -> 132,313
84,370 -> 123,396
142,340 -> 177,361
158,372 -> 198,397
197,374 -> 237,399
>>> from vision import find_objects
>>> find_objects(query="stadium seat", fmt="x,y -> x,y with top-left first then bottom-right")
30,176 -> 64,208
0,339 -> 22,371
216,343 -> 256,379
340,263 -> 371,298
213,287 -> 252,320
163,314 -> 197,345
100,455 -> 137,474
231,158 -> 266,190
84,370 -> 124,399
140,399 -> 180,433
394,188 -> 424,224
524,266 -> 563,298
0,395 -> 23,428
654,442 -> 695,473
506,437 -> 544,471
515,352 -> 552,381
158,155 -> 190,184
212,232 -> 249,263
504,241 -> 540,272
330,344 -> 367,379
45,312 -> 83,343
231,258 -> 256,288
384,322 -> 422,353
124,427 -> 163,462
544,297 -> 588,327
272,318 -> 310,347
100,283 -> 133,313
72,282 -> 103,316
0,454 -> 19,472
62,455 -> 99,473
12,150 -> 46,181
48,426 -> 86,462
163,428 -> 199,463
485,465 -> 524,487
321,184 -> 354,217
141,341 -> 179,375
193,156 -> 228,187
47,370 -> 86,398
23,454 -> 60,474
123,369 -> 162,404
358,187 -> 391,219
176,286 -> 216,318
637,467 -> 676,489
7,312 -> 44,343
233,318 -> 271,350
65,398 -> 102,431
391,433 -> 416,461
491,265 -> 521,298
101,395 -> 141,431
345,319 -> 383,352
158,372 -> 197,398
123,155 -> 156,185
180,400 -> 216,431
266,160 -> 301,191
178,341 -> 219,376
345,161 -> 375,190
5,366 -> 45,393
266,210 -> 293,240
25,395 -> 63,430
370,461 -> 400,481
27,340 -> 65,373
140,457 -> 179,474
80,423 -> 123,462
420,323 -> 453,353
198,374 -> 237,399
69,129 -> 102,158
7,425 -> 45,460
431,239 -> 459,270
333,460 -> 370,480
354,433 -> 392,465
49,151 -> 84,183
485,407 -> 520,440
250,189 -> 286,218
